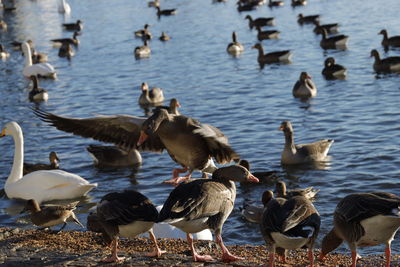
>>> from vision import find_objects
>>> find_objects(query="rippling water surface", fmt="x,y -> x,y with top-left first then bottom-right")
1,0 -> 400,257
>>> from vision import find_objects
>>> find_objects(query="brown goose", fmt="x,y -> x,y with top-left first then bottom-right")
62,20 -> 83,31
279,121 -> 334,165
88,190 -> 164,262
58,43 -> 75,59
137,109 -> 240,185
274,181 -> 319,201
255,26 -> 280,40
379,29 -> 400,48
319,192 -> 400,267
292,72 -> 317,98
23,151 -> 59,175
241,190 -> 275,224
28,75 -> 49,102
261,191 -> 320,266
322,57 -> 347,79
237,1 -> 258,12
252,43 -> 292,66
227,31 -> 244,55
21,199 -> 83,232
156,6 -> 177,17
245,15 -> 275,29
291,0 -> 307,7
152,98 -> 181,115
138,82 -> 164,105
370,49 -> 400,73
51,31 -> 80,46
135,24 -> 152,40
320,29 -> 349,50
297,13 -> 320,25
86,145 -> 142,167
313,21 -> 339,35
134,39 -> 151,58
268,0 -> 284,7
238,159 -> 279,184
158,165 -> 259,262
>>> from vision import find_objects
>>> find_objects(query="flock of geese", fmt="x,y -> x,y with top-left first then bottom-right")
1,0 -> 400,266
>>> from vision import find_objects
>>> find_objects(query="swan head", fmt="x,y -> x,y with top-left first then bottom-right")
21,42 -> 31,54
1,122 -> 22,138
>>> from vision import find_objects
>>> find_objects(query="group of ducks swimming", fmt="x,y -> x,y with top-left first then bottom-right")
1,1 -> 400,267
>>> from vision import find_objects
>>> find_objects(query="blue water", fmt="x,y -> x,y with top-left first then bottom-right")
1,0 -> 400,258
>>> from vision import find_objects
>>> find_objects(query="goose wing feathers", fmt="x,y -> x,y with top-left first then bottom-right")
295,139 -> 333,157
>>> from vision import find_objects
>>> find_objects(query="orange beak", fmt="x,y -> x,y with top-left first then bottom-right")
0,129 -> 5,137
137,131 -> 148,146
247,173 -> 259,183
278,125 -> 284,131
176,101 -> 181,108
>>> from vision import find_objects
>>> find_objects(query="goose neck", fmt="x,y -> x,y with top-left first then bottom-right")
284,131 -> 296,151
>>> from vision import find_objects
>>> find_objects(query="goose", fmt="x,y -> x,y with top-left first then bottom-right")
260,191 -> 320,266
252,43 -> 292,66
87,190 -> 165,262
86,145 -> 142,167
313,21 -> 339,35
134,24 -> 152,40
51,31 -> 80,46
0,44 -> 10,59
58,0 -> 71,15
255,26 -> 280,41
0,20 -> 7,32
58,43 -> 75,59
297,13 -> 320,25
158,165 -> 259,262
319,192 -> 400,267
268,0 -> 284,7
23,151 -> 59,175
31,49 -> 48,64
274,181 -> 319,201
0,122 -> 97,204
238,159 -> 279,184
237,2 -> 258,12
152,98 -> 181,115
134,39 -> 151,58
322,57 -> 347,79
226,31 -> 244,55
370,49 -> 400,73
21,199 -> 83,232
148,0 -> 160,8
241,190 -> 274,224
159,31 -> 170,41
379,29 -> 400,48
138,82 -> 164,105
28,75 -> 49,102
279,121 -> 334,165
245,15 -> 275,29
62,20 -> 83,31
291,0 -> 307,7
21,42 -> 56,79
292,72 -> 317,98
156,6 -> 177,18
320,29 -> 349,50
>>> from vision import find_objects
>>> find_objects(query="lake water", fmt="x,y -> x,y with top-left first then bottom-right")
1,0 -> 400,258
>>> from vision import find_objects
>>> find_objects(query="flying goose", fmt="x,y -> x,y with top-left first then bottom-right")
320,29 -> 349,50
274,181 -> 319,201
370,49 -> 400,73
23,151 -> 60,175
297,13 -> 320,25
134,39 -> 151,58
319,192 -> 400,267
158,165 -> 259,262
279,121 -> 334,165
33,108 -> 239,185
313,21 -> 339,35
292,72 -> 317,98
86,145 -> 142,167
51,31 -> 80,46
379,29 -> 400,48
252,43 -> 292,66
255,26 -> 280,40
260,191 -> 320,266
322,57 -> 347,79
28,75 -> 49,102
88,190 -> 165,262
62,20 -> 83,31
138,82 -> 164,105
245,15 -> 275,29
227,32 -> 244,55
21,199 -> 83,232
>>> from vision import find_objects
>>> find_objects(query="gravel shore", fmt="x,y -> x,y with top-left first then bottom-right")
0,227 -> 398,266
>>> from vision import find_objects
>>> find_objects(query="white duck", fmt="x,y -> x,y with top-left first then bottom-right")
22,42 -> 57,79
0,122 -> 97,204
58,0 -> 71,15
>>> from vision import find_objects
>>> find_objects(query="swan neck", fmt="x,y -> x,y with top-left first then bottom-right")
24,46 -> 33,67
6,128 -> 24,186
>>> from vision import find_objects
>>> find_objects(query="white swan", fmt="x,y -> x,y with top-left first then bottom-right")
58,0 -> 71,15
0,122 -> 97,204
22,42 -> 57,79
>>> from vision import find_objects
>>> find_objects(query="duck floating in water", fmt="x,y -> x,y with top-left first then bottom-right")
226,31 -> 244,56
313,21 -> 339,35
0,121 -> 97,204
292,72 -> 317,98
156,6 -> 177,18
297,13 -> 320,25
158,165 -> 259,262
319,192 -> 400,267
379,29 -> 400,49
28,75 -> 49,102
370,49 -> 400,74
23,151 -> 60,175
138,82 -> 164,106
322,57 -> 347,79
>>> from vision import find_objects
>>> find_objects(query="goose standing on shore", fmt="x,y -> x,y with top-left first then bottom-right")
0,122 -> 97,204
370,49 -> 400,73
227,32 -> 244,55
28,75 -> 49,102
292,72 -> 317,98
319,192 -> 400,267
138,82 -> 164,105
279,121 -> 334,165
23,151 -> 60,175
22,42 -> 56,79
158,165 -> 259,262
